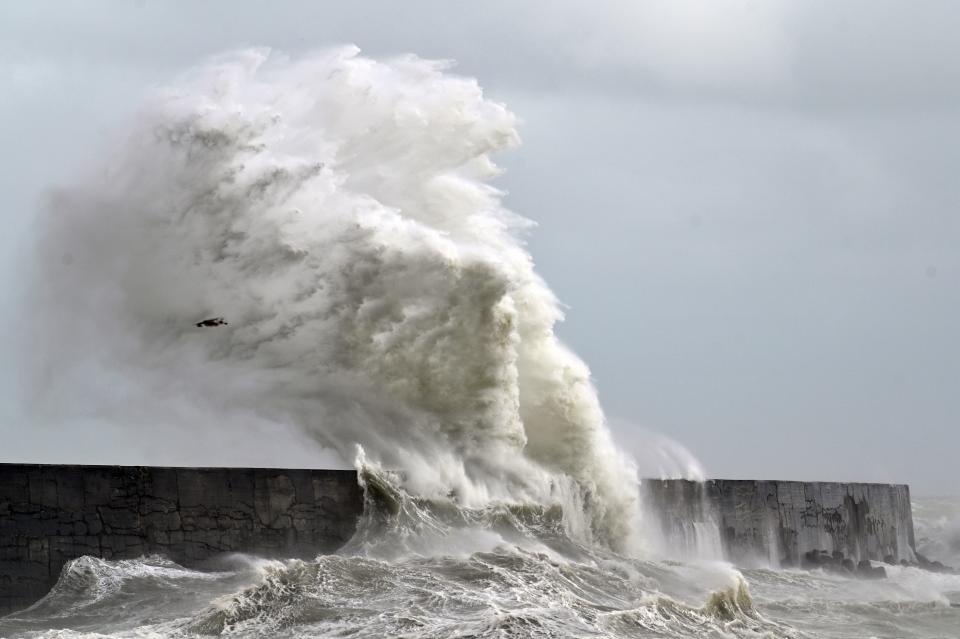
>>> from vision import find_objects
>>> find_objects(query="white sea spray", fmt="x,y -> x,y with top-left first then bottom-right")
30,47 -> 639,552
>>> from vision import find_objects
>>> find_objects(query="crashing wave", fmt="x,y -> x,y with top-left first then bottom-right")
183,471 -> 784,638
31,46 -> 639,553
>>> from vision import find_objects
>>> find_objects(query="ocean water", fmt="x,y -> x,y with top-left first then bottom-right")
14,48 -> 959,638
914,497 -> 960,571
1,481 -> 957,639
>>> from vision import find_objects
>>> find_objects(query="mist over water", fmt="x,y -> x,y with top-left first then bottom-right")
12,49 -> 960,638
914,496 -> 960,570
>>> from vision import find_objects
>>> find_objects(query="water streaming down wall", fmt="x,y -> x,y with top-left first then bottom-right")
641,479 -> 725,561
642,479 -> 917,567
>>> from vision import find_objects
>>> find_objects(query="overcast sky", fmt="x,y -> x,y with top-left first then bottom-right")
2,1 -> 958,494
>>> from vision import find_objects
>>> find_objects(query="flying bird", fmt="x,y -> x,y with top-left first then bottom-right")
195,317 -> 228,328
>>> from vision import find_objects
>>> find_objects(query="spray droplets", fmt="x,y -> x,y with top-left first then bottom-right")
32,48 -> 639,552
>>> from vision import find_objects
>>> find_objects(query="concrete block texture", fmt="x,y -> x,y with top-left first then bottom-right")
0,464 -> 363,614
642,479 -> 915,566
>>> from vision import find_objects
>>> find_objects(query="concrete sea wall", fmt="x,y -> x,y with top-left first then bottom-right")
642,479 -> 916,567
0,465 -> 922,613
0,464 -> 363,614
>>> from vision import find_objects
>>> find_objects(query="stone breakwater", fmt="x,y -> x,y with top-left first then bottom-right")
0,466 -> 932,614
642,479 -> 919,572
0,464 -> 362,614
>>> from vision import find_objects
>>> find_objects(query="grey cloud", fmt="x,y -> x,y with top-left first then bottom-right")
4,1 -> 960,110
1,1 -> 958,494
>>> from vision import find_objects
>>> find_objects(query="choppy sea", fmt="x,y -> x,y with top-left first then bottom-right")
1,480 -> 957,639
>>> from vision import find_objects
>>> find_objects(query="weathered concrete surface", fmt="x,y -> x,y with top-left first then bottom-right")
0,464 -> 363,614
1,466 -> 922,612
643,479 -> 916,567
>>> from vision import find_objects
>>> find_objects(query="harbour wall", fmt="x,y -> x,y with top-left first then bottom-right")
0,465 -> 920,614
0,464 -> 363,615
642,479 -> 916,567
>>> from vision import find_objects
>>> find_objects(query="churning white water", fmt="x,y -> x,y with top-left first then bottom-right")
10,49 -> 960,638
